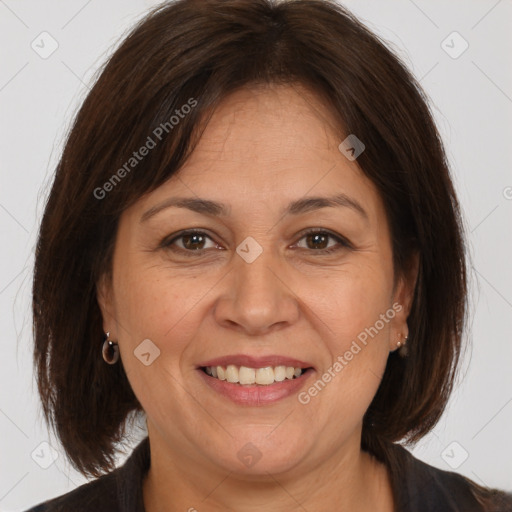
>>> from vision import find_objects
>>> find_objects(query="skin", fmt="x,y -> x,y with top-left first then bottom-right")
97,84 -> 418,512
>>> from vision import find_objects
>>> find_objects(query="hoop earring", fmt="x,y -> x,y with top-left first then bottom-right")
102,332 -> 119,364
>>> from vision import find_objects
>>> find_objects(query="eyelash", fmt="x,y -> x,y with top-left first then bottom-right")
160,228 -> 351,257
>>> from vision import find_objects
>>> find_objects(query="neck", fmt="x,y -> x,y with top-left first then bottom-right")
142,424 -> 394,512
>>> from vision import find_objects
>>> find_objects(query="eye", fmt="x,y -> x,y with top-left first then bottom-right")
160,228 -> 351,256
162,230 -> 221,253
293,229 -> 351,254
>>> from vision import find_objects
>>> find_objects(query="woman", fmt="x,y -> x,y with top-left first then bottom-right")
27,0 -> 512,510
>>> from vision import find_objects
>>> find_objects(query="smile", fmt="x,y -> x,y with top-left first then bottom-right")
202,364 -> 307,385
198,365 -> 315,406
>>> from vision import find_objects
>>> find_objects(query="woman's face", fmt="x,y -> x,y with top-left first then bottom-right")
98,84 -> 414,476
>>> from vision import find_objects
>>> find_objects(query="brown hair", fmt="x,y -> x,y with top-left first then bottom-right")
34,0 -> 466,479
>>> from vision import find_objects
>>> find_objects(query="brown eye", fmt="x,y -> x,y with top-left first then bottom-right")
294,229 -> 351,254
181,233 -> 207,250
305,232 -> 330,250
163,230 -> 219,253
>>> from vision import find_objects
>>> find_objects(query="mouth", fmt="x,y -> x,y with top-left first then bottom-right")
195,355 -> 315,405
199,364 -> 313,386
196,354 -> 315,386
197,363 -> 315,405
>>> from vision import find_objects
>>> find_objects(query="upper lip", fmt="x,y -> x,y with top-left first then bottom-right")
198,354 -> 314,370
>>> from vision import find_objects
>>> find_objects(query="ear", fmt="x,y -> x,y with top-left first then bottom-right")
96,272 -> 118,340
388,251 -> 420,352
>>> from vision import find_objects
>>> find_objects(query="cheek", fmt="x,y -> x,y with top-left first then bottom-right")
111,263 -> 206,414
120,278 -> 200,342
299,261 -> 394,347
297,260 -> 394,411
112,253 -> 229,377
295,269 -> 393,440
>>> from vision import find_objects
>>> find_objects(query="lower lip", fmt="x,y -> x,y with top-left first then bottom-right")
197,368 -> 315,406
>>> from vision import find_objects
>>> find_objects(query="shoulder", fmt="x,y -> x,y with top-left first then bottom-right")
387,443 -> 512,512
23,472 -> 118,512
23,437 -> 150,512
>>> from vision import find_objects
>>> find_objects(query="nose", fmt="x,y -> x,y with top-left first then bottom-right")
213,247 -> 300,336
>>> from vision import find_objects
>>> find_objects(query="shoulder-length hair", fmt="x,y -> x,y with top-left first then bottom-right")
33,0 -> 466,478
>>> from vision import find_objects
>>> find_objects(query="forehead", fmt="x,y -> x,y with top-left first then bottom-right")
188,84 -> 344,169
126,84 -> 386,229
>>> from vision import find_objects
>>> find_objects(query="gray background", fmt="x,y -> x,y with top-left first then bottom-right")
1,0 -> 511,510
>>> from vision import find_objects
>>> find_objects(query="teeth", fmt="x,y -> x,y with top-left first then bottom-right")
274,366 -> 286,382
204,364 -> 306,385
225,364 -> 239,383
255,367 -> 274,385
239,366 -> 255,385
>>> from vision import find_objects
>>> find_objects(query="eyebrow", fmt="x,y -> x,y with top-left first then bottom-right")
140,193 -> 368,223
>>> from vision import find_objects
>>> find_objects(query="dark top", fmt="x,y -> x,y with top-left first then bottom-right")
25,436 -> 512,511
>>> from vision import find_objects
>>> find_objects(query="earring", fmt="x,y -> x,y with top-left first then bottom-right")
102,331 -> 119,364
397,334 -> 409,357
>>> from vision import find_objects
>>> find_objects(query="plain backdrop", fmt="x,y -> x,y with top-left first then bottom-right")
1,0 -> 511,510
